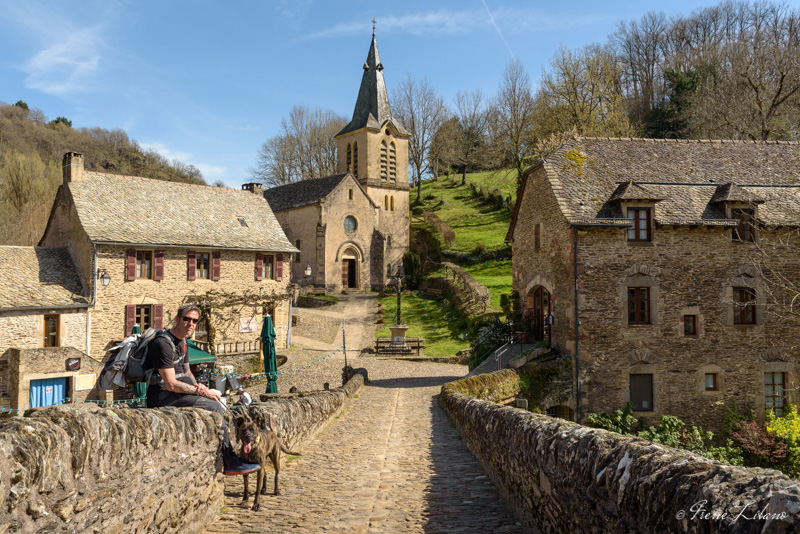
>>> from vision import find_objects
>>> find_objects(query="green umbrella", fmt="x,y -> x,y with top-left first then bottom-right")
261,315 -> 278,394
131,325 -> 147,404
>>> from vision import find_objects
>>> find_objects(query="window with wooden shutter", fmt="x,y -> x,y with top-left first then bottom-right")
136,251 -> 152,279
630,374 -> 653,411
125,304 -> 136,336
153,304 -> 163,329
255,254 -> 264,281
276,254 -> 283,281
126,249 -> 136,281
212,251 -> 221,281
154,250 -> 164,281
187,251 -> 196,281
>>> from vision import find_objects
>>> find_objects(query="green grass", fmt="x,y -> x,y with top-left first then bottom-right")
375,293 -> 470,358
414,174 -> 514,252
464,259 -> 512,311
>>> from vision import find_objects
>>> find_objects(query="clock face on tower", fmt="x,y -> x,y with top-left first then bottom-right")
343,216 -> 357,233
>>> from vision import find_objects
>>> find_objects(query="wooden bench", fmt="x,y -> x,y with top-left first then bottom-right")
374,337 -> 425,357
425,288 -> 443,298
307,287 -> 326,296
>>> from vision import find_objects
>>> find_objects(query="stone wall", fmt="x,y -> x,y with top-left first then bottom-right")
0,403 -> 224,533
0,368 -> 366,533
0,310 -> 89,359
440,370 -> 800,533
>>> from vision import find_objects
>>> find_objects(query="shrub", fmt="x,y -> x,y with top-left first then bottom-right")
767,404 -> 800,478
587,402 -> 638,435
731,420 -> 788,468
402,251 -> 422,289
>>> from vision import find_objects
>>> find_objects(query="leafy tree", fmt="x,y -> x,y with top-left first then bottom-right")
14,100 -> 29,111
49,116 -> 72,128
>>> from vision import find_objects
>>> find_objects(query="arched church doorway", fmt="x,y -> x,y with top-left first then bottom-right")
341,248 -> 359,289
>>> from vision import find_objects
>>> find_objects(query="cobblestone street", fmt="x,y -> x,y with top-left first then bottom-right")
205,294 -> 528,533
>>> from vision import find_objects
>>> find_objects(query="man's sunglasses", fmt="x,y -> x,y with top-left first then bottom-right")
181,316 -> 200,324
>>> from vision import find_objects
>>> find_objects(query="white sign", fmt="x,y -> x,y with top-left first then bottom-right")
239,317 -> 258,333
75,374 -> 96,391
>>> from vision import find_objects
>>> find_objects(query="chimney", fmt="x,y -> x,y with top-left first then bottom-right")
63,152 -> 84,184
242,183 -> 264,196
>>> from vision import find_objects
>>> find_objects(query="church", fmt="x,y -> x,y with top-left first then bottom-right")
262,32 -> 410,291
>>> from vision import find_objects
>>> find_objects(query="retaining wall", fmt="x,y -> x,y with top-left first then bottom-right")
440,370 -> 800,533
0,368 -> 366,533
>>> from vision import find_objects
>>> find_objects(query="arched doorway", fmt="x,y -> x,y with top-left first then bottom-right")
526,286 -> 551,342
341,247 -> 359,289
546,405 -> 574,421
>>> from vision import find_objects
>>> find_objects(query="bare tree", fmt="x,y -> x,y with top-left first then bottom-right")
391,75 -> 448,198
250,105 -> 347,187
491,59 -> 536,188
453,90 -> 492,185
540,44 -> 634,138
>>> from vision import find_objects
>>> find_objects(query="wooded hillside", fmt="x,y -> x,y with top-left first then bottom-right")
0,101 -> 206,246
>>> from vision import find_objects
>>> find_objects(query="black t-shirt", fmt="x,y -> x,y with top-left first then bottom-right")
145,331 -> 194,397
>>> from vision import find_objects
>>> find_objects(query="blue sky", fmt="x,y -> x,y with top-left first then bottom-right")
0,0 -> 754,187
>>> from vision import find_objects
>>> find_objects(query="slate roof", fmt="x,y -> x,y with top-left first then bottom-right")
336,34 -> 408,137
62,172 -> 297,252
264,173 -> 350,212
509,137 -> 800,239
0,247 -> 88,308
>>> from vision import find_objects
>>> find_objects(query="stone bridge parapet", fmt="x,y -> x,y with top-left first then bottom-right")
440,369 -> 800,533
0,369 -> 367,533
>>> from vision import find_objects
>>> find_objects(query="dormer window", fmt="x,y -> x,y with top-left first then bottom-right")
732,209 -> 755,242
627,208 -> 651,242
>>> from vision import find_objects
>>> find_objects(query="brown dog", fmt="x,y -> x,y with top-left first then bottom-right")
234,412 -> 299,510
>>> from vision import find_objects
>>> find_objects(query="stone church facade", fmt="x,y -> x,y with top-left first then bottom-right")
507,137 -> 800,430
264,32 -> 410,291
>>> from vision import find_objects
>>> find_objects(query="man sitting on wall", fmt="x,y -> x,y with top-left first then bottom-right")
145,304 -> 259,476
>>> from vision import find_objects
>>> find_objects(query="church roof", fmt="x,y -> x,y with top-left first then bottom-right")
264,173 -> 350,212
0,246 -> 88,308
336,33 -> 408,137
47,172 -> 297,252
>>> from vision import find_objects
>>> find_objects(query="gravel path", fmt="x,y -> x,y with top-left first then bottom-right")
206,293 -> 528,534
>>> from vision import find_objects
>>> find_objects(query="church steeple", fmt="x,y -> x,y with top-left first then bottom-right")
336,30 -> 408,137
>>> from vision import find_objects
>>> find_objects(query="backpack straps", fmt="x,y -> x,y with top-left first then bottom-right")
145,331 -> 186,385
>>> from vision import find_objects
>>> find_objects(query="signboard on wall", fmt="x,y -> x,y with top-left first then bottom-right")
66,358 -> 81,371
75,374 -> 96,391
239,317 -> 258,333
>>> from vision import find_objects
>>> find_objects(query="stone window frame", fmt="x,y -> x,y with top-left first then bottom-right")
388,141 -> 397,182
352,142 -> 359,178
380,140 -> 388,181
348,188 -> 354,201
679,305 -> 703,338
698,364 -> 724,395
758,362 -> 794,418
627,366 -> 657,412
620,265 -> 660,327
726,203 -> 758,243
723,268 -> 763,326
346,144 -> 352,174
294,240 -> 302,263
390,196 -> 395,212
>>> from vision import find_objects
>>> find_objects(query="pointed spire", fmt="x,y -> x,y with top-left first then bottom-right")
336,29 -> 408,137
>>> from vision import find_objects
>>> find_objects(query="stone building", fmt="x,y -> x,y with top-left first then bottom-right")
263,32 -> 410,291
507,137 -> 800,429
0,247 -> 99,410
39,151 -> 298,357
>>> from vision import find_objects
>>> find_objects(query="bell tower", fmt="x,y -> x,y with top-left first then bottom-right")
334,27 -> 410,284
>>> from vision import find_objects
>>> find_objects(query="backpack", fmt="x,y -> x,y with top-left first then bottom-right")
98,328 -> 177,390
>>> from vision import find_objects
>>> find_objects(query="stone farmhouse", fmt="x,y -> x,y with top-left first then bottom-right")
507,137 -> 800,429
264,32 -> 410,291
0,152 -> 297,411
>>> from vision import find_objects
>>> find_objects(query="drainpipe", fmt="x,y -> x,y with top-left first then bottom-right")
87,244 -> 98,356
573,228 -> 582,423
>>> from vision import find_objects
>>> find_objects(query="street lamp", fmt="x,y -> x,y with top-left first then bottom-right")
392,265 -> 405,326
97,269 -> 111,287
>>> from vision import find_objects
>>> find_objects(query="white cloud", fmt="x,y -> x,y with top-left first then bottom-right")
138,142 -> 193,163
194,163 -> 228,182
24,27 -> 105,95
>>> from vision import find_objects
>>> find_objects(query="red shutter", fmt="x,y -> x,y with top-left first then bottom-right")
212,251 -> 221,281
255,254 -> 263,281
187,251 -> 196,281
125,305 -> 136,336
276,254 -> 283,281
153,304 -> 163,330
154,250 -> 164,281
126,249 -> 136,281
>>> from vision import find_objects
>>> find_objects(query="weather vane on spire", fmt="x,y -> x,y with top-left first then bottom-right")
372,17 -> 377,36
